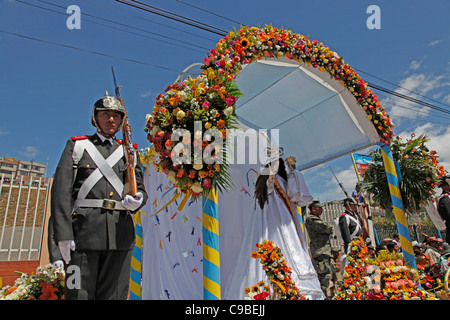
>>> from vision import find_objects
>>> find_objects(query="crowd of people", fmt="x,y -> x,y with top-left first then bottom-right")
303,186 -> 450,298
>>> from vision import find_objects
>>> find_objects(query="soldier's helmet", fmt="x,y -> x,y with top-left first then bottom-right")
91,91 -> 126,128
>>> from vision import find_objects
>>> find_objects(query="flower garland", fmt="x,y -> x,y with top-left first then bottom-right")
205,25 -> 394,144
0,264 -> 65,300
334,237 -> 369,300
247,240 -> 307,300
146,25 -> 394,199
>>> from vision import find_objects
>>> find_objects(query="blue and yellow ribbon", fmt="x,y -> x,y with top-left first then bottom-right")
202,188 -> 221,300
380,144 -> 417,270
129,210 -> 144,300
296,206 -> 305,234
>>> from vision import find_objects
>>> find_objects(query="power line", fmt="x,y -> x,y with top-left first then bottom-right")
79,0 -> 218,43
0,29 -> 179,72
116,0 -> 450,116
368,82 -> 450,115
355,67 -> 450,110
116,0 -> 228,36
175,0 -> 243,25
8,0 -> 450,119
16,0 -> 209,53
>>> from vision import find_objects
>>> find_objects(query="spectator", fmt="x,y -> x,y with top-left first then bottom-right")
351,183 -> 364,204
438,243 -> 450,273
425,237 -> 443,264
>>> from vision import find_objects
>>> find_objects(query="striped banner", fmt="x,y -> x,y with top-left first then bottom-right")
129,210 -> 144,300
296,206 -> 305,234
380,144 -> 417,270
202,188 -> 221,300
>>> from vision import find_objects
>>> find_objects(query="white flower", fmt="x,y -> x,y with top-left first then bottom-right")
191,181 -> 202,194
178,91 -> 187,100
167,170 -> 177,183
224,106 -> 233,117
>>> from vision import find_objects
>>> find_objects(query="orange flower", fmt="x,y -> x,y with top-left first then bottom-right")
176,168 -> 185,178
270,251 -> 279,261
217,119 -> 225,129
39,282 -> 58,300
6,286 -> 17,295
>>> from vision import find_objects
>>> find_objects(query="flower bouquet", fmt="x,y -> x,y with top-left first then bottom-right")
145,73 -> 240,199
246,240 -> 307,300
366,250 -> 435,300
0,264 -> 65,300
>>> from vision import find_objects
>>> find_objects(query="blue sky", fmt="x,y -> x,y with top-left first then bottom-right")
1,0 -> 450,202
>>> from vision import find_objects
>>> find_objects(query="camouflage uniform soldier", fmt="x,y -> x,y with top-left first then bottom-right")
305,200 -> 334,297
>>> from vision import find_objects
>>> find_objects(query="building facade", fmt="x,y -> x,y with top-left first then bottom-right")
0,156 -> 46,182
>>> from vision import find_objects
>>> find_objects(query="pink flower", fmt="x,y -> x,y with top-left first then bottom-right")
225,95 -> 236,106
203,57 -> 211,66
202,178 -> 212,189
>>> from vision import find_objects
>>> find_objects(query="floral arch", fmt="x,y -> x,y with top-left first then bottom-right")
145,25 -> 395,198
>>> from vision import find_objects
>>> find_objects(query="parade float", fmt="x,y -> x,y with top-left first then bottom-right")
135,25 -> 449,300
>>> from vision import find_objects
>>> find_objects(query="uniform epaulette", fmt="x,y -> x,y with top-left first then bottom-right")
70,135 -> 91,141
117,139 -> 138,149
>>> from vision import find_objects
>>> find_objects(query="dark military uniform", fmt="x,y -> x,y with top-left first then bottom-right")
51,133 -> 147,299
338,209 -> 362,252
438,192 -> 450,243
305,214 -> 334,297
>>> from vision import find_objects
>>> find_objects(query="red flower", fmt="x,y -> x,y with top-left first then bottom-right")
39,282 -> 58,300
254,292 -> 269,300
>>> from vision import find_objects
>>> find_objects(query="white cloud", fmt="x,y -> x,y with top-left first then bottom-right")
408,60 -> 422,71
305,163 -> 359,202
427,40 -> 441,47
398,123 -> 450,171
383,73 -> 444,120
443,93 -> 450,105
139,89 -> 154,99
0,129 -> 9,136
19,146 -> 40,159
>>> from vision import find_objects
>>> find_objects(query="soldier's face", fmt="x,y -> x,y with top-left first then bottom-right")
96,110 -> 122,136
312,206 -> 322,216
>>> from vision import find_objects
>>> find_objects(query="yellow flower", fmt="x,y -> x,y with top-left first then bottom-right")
204,122 -> 212,129
176,110 -> 185,120
197,83 -> 206,95
240,37 -> 250,49
172,107 -> 180,115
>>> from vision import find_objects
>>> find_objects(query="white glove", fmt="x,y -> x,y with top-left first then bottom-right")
58,240 -> 75,264
121,192 -> 143,211
53,260 -> 64,269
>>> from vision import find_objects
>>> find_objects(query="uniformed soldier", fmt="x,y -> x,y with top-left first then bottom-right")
339,197 -> 362,253
438,175 -> 450,244
51,92 -> 148,300
305,200 -> 334,297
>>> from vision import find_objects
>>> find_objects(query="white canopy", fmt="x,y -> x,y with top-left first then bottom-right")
234,57 -> 380,170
